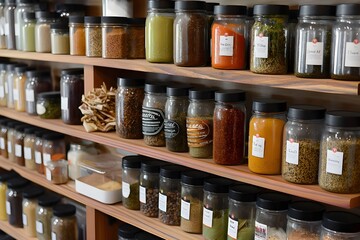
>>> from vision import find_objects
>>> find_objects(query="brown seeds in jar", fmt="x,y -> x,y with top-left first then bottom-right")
159,191 -> 181,226
140,188 -> 159,217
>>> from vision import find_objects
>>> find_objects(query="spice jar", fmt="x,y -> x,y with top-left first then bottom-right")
42,132 -> 66,167
101,16 -> 128,59
67,142 -> 96,180
174,1 -> 208,67
128,18 -> 145,59
0,171 -> 17,221
36,92 -> 61,119
142,83 -> 166,147
22,11 -> 35,52
35,11 -> 57,53
286,201 -> 325,240
213,90 -> 246,165
320,211 -> 360,240
0,63 -> 8,106
5,0 -> 16,50
0,118 -> 9,158
24,127 -> 37,170
6,121 -> 19,163
116,77 -> 145,139
250,5 -> 289,74
35,130 -> 47,174
36,194 -> 61,240
14,124 -> 27,166
14,66 -> 33,112
60,68 -> 84,125
22,186 -> 44,237
69,16 -> 85,56
50,22 -> 70,55
14,0 -> 36,50
255,192 -> 291,240
282,105 -> 326,184
0,1 -> 5,48
122,155 -> 142,210
248,99 -> 287,174
118,223 -> 141,240
211,5 -> 247,70
187,88 -> 215,158
45,160 -> 68,184
318,111 -> 360,194
6,177 -> 29,227
164,85 -> 189,152
202,177 -> 232,240
85,16 -> 101,57
180,171 -> 209,233
6,63 -> 27,109
145,0 -> 175,63
51,204 -> 78,240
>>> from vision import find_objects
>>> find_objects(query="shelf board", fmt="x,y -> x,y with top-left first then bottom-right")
1,108 -> 360,209
0,219 -> 37,240
0,49 -> 359,96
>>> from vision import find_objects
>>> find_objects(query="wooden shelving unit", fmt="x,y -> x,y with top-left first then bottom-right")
0,220 -> 37,240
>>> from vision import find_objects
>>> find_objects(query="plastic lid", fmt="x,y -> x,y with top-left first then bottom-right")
35,11 -> 58,19
252,99 -> 287,113
50,22 -> 69,29
24,127 -> 38,135
42,132 -> 65,141
23,186 -> 44,199
336,4 -> 360,16
69,16 -> 84,23
299,5 -> 336,17
38,193 -> 61,207
229,184 -> 260,202
37,91 -> 61,100
34,129 -> 48,138
0,171 -> 18,182
145,83 -> 166,94
7,177 -> 29,189
148,0 -> 175,10
135,232 -> 163,240
189,88 -> 215,100
129,18 -> 146,26
101,16 -> 128,24
84,16 -> 101,24
203,177 -> 233,193
256,192 -> 291,211
7,63 -> 27,71
175,1 -> 206,11
23,11 -> 36,20
181,171 -> 209,186
15,66 -> 33,74
141,160 -> 166,173
160,165 -> 188,179
53,204 -> 76,217
322,211 -> 360,233
5,121 -> 20,129
166,85 -> 190,97
288,201 -> 325,221
253,4 -> 289,16
15,124 -> 28,132
287,105 -> 326,120
25,70 -> 51,78
215,90 -> 246,102
206,2 -> 219,14
214,5 -> 247,15
122,155 -> 142,169
61,68 -> 83,76
117,78 -> 145,87
118,223 -> 141,238
325,111 -> 360,128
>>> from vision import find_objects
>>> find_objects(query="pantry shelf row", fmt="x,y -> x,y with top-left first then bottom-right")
1,107 -> 359,209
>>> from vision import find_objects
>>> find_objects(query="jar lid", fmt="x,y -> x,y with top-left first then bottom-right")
141,160 -> 166,173
175,1 -> 206,11
37,91 -> 61,100
228,184 -> 260,202
325,111 -> 360,128
145,83 -> 166,94
18,0 -> 35,3
61,68 -> 84,76
38,193 -> 61,207
0,170 -> 18,182
122,155 -> 142,169
206,2 -> 219,14
256,192 -> 291,211
203,177 -> 233,193
55,3 -> 84,13
160,165 -> 188,179
288,201 -> 325,221
7,63 -> 27,71
15,66 -> 34,74
252,99 -> 287,113
322,211 -> 360,233
5,121 -> 20,129
299,5 -> 336,17
7,177 -> 29,189
148,0 -> 174,10
15,124 -> 28,132
35,129 -> 49,138
129,18 -> 146,26
69,16 -> 84,23
215,90 -> 246,102
24,126 -> 38,134
23,186 -> 44,199
50,22 -> 69,30
26,70 -> 51,78
189,88 -> 215,100
166,85 -> 190,97
118,223 -> 141,238
214,5 -> 247,16
287,105 -> 326,120
23,12 -> 36,20
253,4 -> 289,16
53,204 -> 76,217
35,11 -> 58,19
84,16 -> 101,24
42,132 -> 64,141
135,232 -> 163,240
336,4 -> 360,16
117,78 -> 145,87
101,16 -> 129,24
181,170 -> 209,186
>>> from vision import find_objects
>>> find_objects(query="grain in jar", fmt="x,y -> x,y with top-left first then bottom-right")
24,127 -> 37,170
42,132 -> 66,167
0,170 -> 17,221
35,11 -> 57,53
34,130 -> 48,174
45,160 -> 68,184
6,121 -> 19,163
50,22 -> 70,55
6,177 -> 29,227
67,142 -> 97,180
14,65 -> 33,112
85,16 -> 101,57
14,124 -> 27,166
101,16 -> 128,59
69,16 -> 85,56
320,211 -> 360,240
51,204 -> 78,240
128,18 -> 145,59
22,186 -> 44,237
0,1 -> 6,49
122,156 -> 142,210
36,92 -> 61,119
14,0 -> 36,50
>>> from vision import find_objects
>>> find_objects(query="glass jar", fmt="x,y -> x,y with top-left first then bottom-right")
331,4 -> 360,81
145,0 -> 174,63
6,63 -> 27,109
85,16 -> 101,57
35,130 -> 47,174
295,5 -> 335,78
0,63 -> 7,106
202,177 -> 232,240
101,16 -> 128,59
227,185 -> 260,240
0,1 -> 6,48
174,1 -> 208,67
213,90 -> 246,165
0,118 -> 9,158
0,171 -> 17,221
36,91 -> 61,119
69,16 -> 85,56
36,194 -> 61,240
14,65 -> 32,112
187,88 -> 215,158
282,105 -> 326,184
320,211 -> 360,240
14,124 -> 27,166
164,85 -> 189,152
60,68 -> 84,125
122,155 -> 141,210
118,223 -> 140,240
35,11 -> 57,53
4,0 -> 16,50
51,204 -> 78,240
212,5 -> 247,70
286,201 -> 325,240
6,121 -> 18,163
6,177 -> 29,227
248,99 -> 287,174
180,171 -> 208,233
255,192 -> 291,240
115,77 -> 145,139
24,127 -> 37,170
67,142 -> 96,180
128,18 -> 145,59
250,5 -> 289,74
14,0 -> 35,50
50,22 -> 69,54
42,132 -> 66,167
22,186 -> 44,237
318,111 -> 360,193
142,83 -> 166,147
45,160 -> 68,184
22,11 -> 35,52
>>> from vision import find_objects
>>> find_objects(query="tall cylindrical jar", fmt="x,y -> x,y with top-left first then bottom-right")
69,16 -> 85,56
50,22 -> 69,54
23,127 -> 36,170
6,63 -> 27,109
4,0 -> 16,50
0,171 -> 17,221
282,105 -> 326,184
51,204 -> 78,240
35,11 -> 57,53
213,90 -> 246,165
128,18 -> 145,59
6,177 -> 29,227
36,194 -> 61,240
85,16 -> 101,57
250,5 -> 289,74
22,11 -> 35,51
295,5 -> 335,78
0,63 -> 8,106
67,142 -> 96,180
22,186 -> 44,237
101,16 -> 128,59
6,121 -> 18,163
320,211 -> 360,240
0,118 -> 9,158
0,0 -> 6,48
14,0 -> 35,50
14,65 -> 32,112
248,99 -> 287,174
122,156 -> 142,210
14,124 -> 27,166
34,130 -> 47,174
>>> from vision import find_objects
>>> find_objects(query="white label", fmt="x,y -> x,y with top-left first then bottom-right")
252,135 -> 265,158
180,199 -> 190,220
6,201 -> 11,215
35,151 -> 42,164
254,35 -> 269,58
326,149 -> 344,175
255,221 -> 268,240
46,167 -> 51,181
5,23 -> 9,36
7,141 -> 11,153
24,147 -> 32,160
122,181 -> 130,198
51,232 -> 56,240
158,193 -> 167,212
36,221 -> 44,234
228,217 -> 239,239
4,82 -> 8,94
43,153 -> 51,166
15,23 -> 19,36
286,140 -> 299,165
13,88 -> 19,101
22,214 -> 28,226
36,104 -> 46,115
26,89 -> 35,102
345,41 -> 360,67
306,40 -> 324,66
15,144 -> 22,157
0,137 -> 5,150
203,207 -> 213,228
219,35 -> 234,56
61,96 -> 68,110
139,186 -> 146,203
0,85 -> 4,98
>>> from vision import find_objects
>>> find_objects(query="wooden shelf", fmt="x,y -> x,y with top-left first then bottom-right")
1,107 -> 360,209
0,219 -> 37,240
0,49 -> 359,96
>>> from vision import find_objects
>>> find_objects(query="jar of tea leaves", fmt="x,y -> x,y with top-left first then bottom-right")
320,211 -> 360,240
122,156 -> 142,210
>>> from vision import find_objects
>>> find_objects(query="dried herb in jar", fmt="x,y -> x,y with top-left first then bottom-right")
203,209 -> 228,239
159,191 -> 181,225
180,197 -> 202,233
122,182 -> 140,210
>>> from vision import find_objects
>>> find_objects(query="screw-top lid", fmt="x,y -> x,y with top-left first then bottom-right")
42,132 -> 64,141
141,160 -> 166,173
299,5 -> 336,17
50,22 -> 69,30
101,16 -> 129,24
7,177 -> 29,189
35,11 -> 58,19
322,211 -> 360,233
118,223 -> 141,238
175,1 -> 206,11
69,16 -> 84,23
203,177 -> 233,193
287,105 -> 326,120
7,63 -> 27,71
37,91 -> 60,100
166,85 -> 190,97
229,184 -> 260,202
6,121 -> 20,129
23,11 -> 36,20
53,204 -> 76,217
215,90 -> 246,102
336,4 -> 360,16
325,111 -> 360,128
288,201 -> 325,221
23,186 -> 44,199
61,68 -> 83,76
135,232 -> 163,240
84,16 -> 101,24
256,192 -> 291,211
24,127 -> 38,135
38,193 -> 61,207
145,83 -> 166,93
160,165 -> 188,179
189,88 -> 215,100
15,66 -> 34,74
253,4 -> 289,16
15,124 -> 28,132
181,171 -> 209,186
205,2 -> 219,14
117,78 -> 145,88
35,129 -> 48,138
214,5 -> 247,16
129,18 -> 146,26
252,99 -> 287,113
148,0 -> 174,10
0,170 -> 18,182
122,155 -> 142,169
26,70 -> 51,78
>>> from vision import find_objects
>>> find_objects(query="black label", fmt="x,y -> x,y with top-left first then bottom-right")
142,107 -> 164,135
164,119 -> 180,139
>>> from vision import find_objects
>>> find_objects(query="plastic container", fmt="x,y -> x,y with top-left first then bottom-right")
35,11 -> 57,53
45,160 -> 68,184
0,171 -> 17,221
50,22 -> 69,55
4,0 -> 16,49
101,16 -> 128,59
42,132 -> 66,167
122,155 -> 142,210
320,211 -> 360,240
22,186 -> 44,237
36,194 -> 61,240
69,16 -> 85,56
14,0 -> 36,50
118,223 -> 141,240
14,66 -> 33,112
67,142 -> 97,181
22,11 -> 35,52
6,177 -> 29,227
23,127 -> 37,170
85,16 -> 102,57
128,18 -> 145,59
36,92 -> 61,119
51,204 -> 78,240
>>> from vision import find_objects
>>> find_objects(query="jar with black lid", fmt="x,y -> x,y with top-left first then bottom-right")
122,156 -> 142,210
101,16 -> 128,59
174,1 -> 208,67
69,16 -> 85,56
35,130 -> 48,174
14,0 -> 36,50
14,124 -> 27,166
35,11 -> 58,53
14,65 -> 33,112
24,127 -> 37,170
22,11 -> 36,52
6,177 -> 29,227
22,186 -> 44,237
320,211 -> 360,239
0,170 -> 17,221
36,91 -> 61,119
318,111 -> 360,194
51,204 -> 78,240
282,105 -> 326,184
128,18 -> 145,59
116,77 -> 145,139
50,22 -> 70,55
295,5 -> 335,78
0,118 -> 9,158
60,68 -> 84,125
6,63 -> 27,109
6,121 -> 19,163
85,16 -> 101,57
36,194 -> 61,240
118,223 -> 141,240
42,132 -> 66,167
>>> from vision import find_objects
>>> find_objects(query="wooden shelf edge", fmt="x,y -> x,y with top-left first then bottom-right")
0,220 -> 37,240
